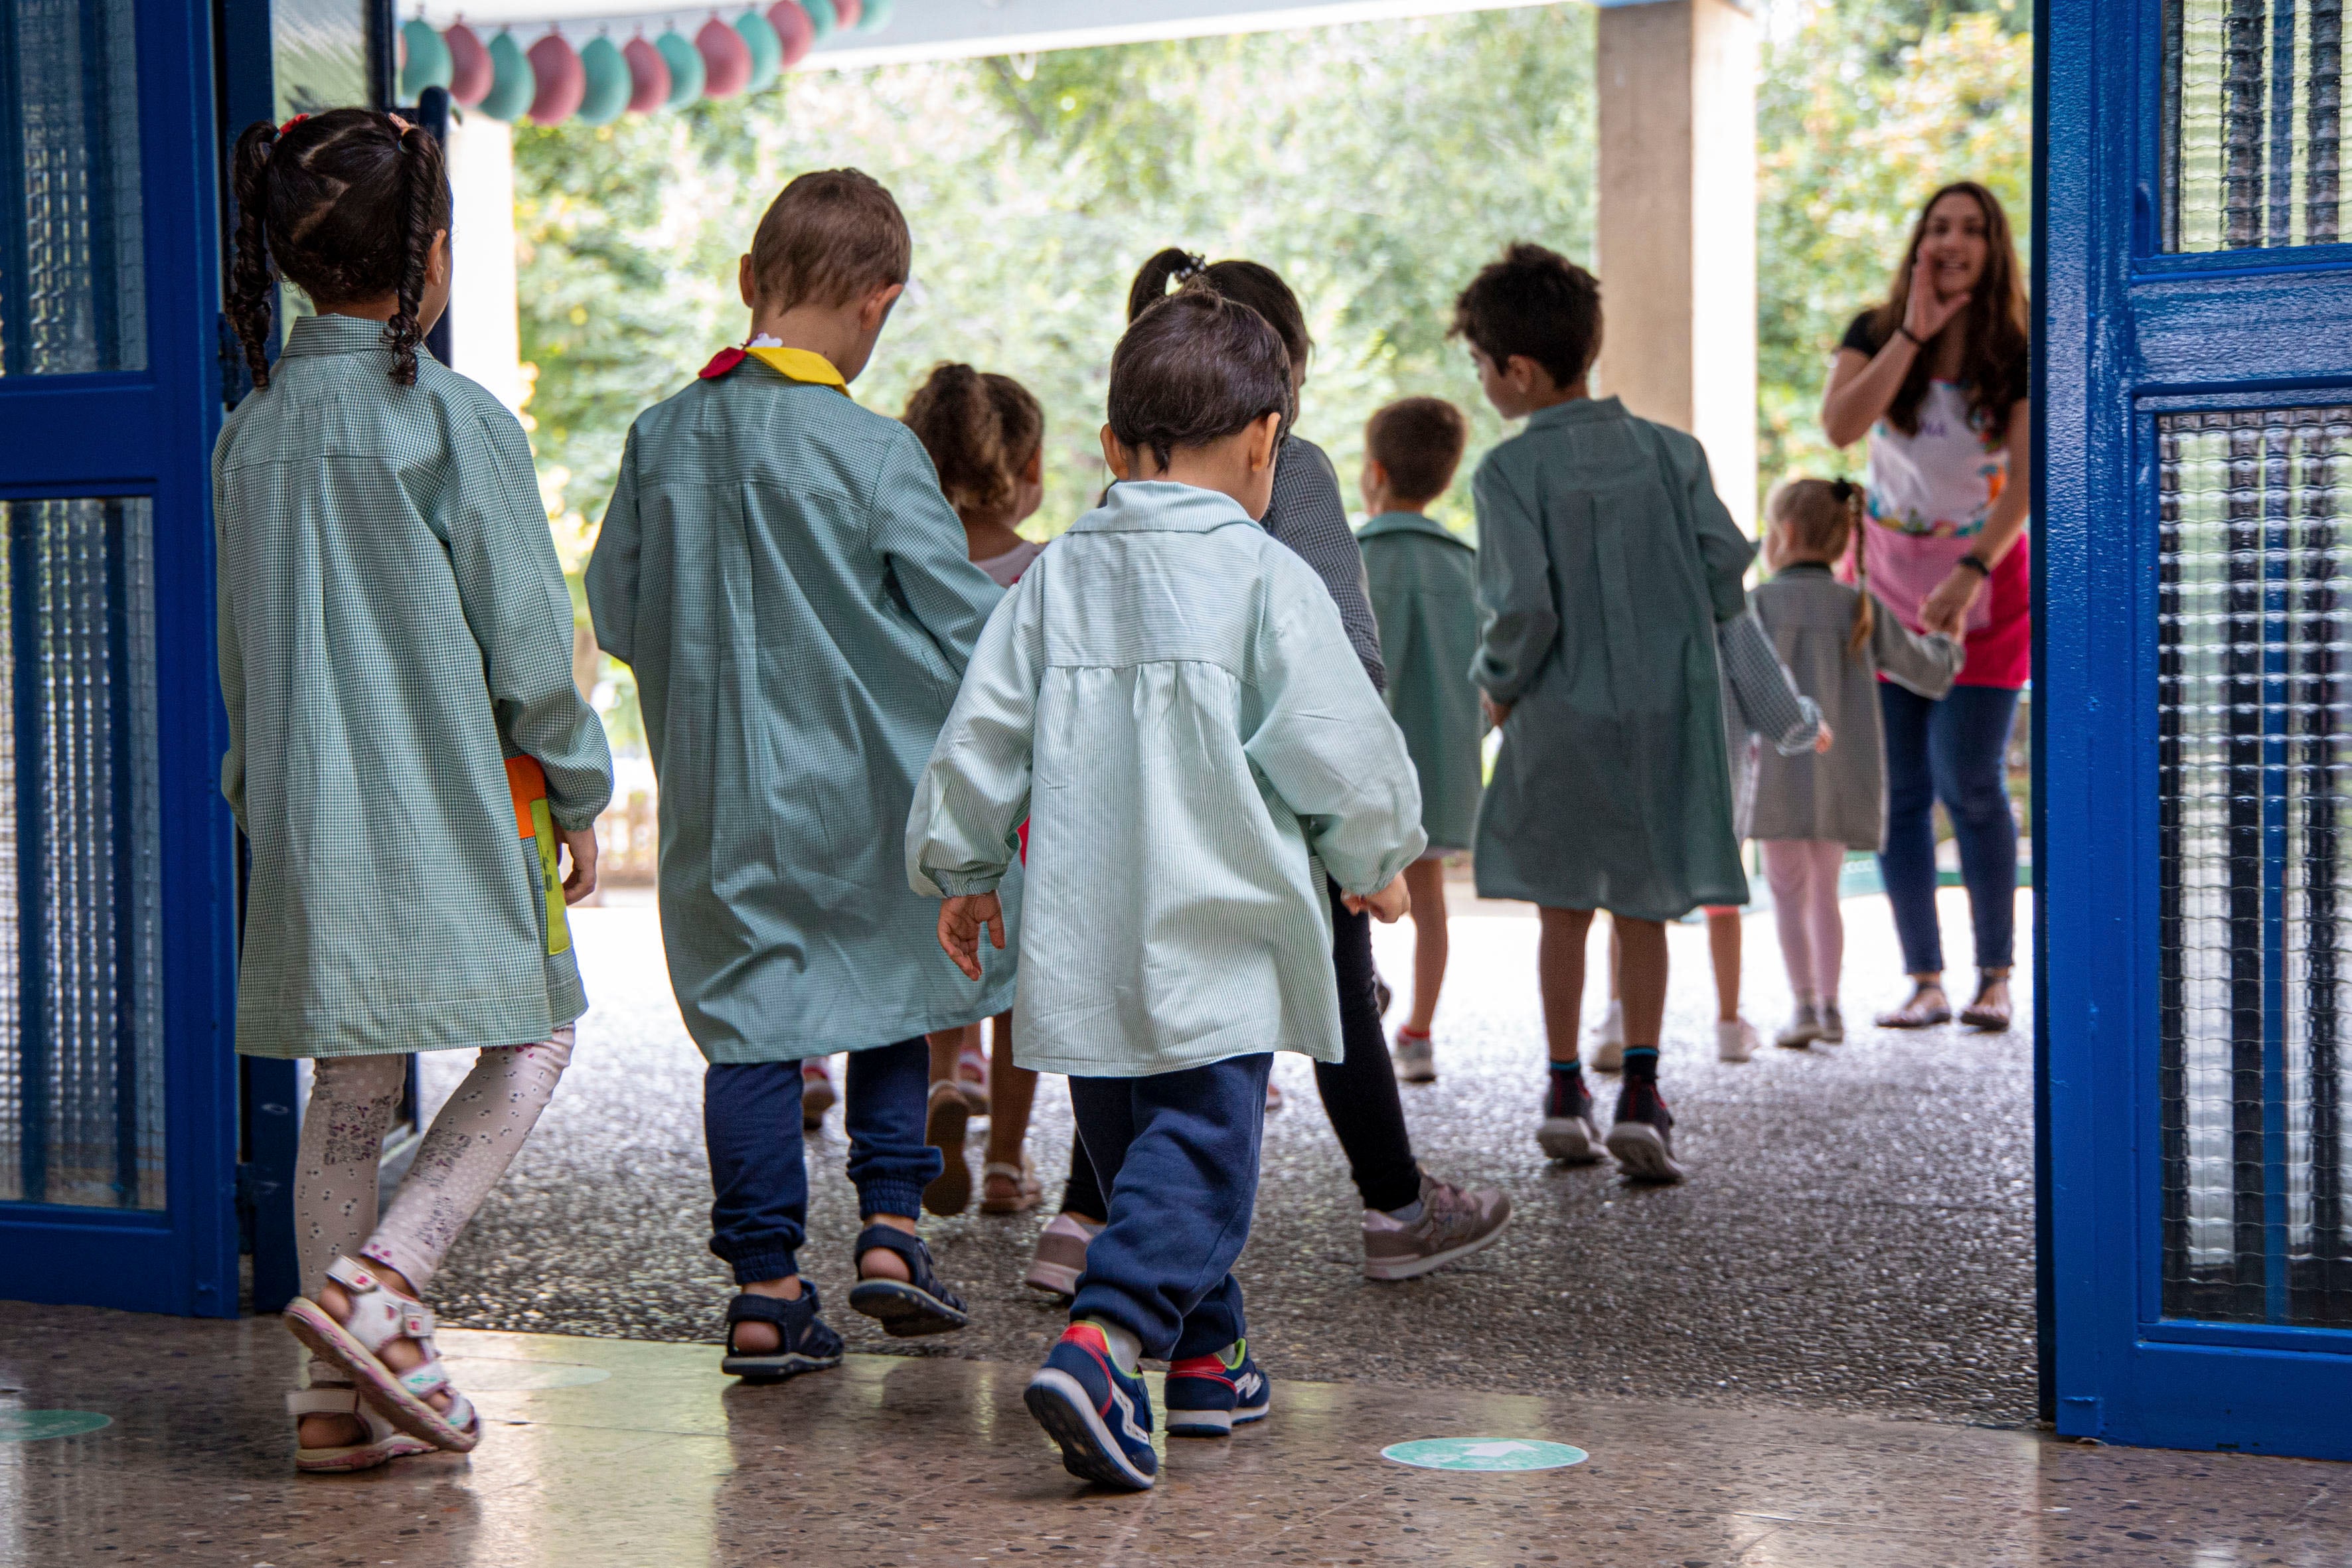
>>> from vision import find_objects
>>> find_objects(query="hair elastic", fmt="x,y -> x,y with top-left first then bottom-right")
278,112 -> 308,133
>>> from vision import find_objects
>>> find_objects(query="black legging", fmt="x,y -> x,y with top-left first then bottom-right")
1062,876 -> 1423,1218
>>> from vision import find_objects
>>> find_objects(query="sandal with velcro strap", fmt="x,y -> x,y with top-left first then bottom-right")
288,1383 -> 437,1474
283,1256 -> 481,1452
846,1223 -> 972,1337
720,1283 -> 844,1381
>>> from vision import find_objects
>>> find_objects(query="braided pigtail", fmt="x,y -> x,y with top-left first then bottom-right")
1126,247 -> 1204,324
1834,479 -> 1874,657
226,120 -> 281,392
383,119 -> 445,386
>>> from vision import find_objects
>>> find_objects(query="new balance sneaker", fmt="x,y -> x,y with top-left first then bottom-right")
801,1059 -> 836,1131
1022,1212 -> 1101,1297
1717,1017 -> 1759,1063
1164,1340 -> 1270,1437
1591,1000 -> 1626,1071
1363,1172 -> 1513,1281
1605,1079 -> 1686,1183
1025,1324 -> 1158,1490
1392,1028 -> 1436,1083
1816,1001 -> 1846,1044
1537,1067 -> 1603,1164
1776,1002 -> 1824,1050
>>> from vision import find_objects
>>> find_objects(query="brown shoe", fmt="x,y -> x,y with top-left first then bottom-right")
921,1080 -> 972,1216
1361,1173 -> 1511,1281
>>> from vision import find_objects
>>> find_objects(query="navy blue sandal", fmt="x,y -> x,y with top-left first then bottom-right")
720,1283 -> 844,1381
846,1224 -> 971,1338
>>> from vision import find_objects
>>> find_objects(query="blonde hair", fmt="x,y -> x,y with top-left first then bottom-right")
1766,477 -> 1874,657
902,363 -> 1043,520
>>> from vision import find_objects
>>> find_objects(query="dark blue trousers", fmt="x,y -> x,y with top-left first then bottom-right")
1068,1052 -> 1273,1362
704,1038 -> 939,1286
1876,682 -> 2021,974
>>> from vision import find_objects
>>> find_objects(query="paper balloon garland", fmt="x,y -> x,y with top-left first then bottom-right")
767,1 -> 815,66
735,10 -> 783,93
622,35 -> 670,113
478,31 -> 536,121
576,36 -> 632,125
526,33 -> 587,123
655,29 -> 704,108
832,0 -> 863,30
696,18 -> 752,98
399,19 -> 452,98
802,0 -> 839,42
444,23 -> 492,106
857,0 -> 894,30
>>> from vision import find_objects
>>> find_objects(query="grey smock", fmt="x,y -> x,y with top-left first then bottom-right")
1360,510 -> 1484,852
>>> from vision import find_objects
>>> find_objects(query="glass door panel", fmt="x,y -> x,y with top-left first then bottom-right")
2165,0 -> 2352,252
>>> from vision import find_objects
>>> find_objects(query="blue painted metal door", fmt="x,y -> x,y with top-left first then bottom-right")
2046,0 -> 2352,1460
0,0 -> 240,1315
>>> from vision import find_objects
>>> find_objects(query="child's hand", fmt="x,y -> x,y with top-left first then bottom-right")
1480,692 -> 1513,730
1344,875 -> 1411,924
1814,722 -> 1835,755
560,826 -> 599,904
937,893 -> 1006,980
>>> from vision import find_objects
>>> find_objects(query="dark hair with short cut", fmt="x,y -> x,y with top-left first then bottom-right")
1107,281 -> 1296,469
1127,248 -> 1312,377
902,363 -> 1044,520
1365,397 -> 1468,506
748,168 -> 911,312
1449,242 -> 1603,390
227,108 -> 452,388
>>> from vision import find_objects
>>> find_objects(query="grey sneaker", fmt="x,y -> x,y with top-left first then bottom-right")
1776,1002 -> 1824,1050
1392,1030 -> 1436,1083
1022,1212 -> 1102,1298
1537,1069 -> 1603,1163
1815,1002 -> 1845,1044
1362,1174 -> 1512,1281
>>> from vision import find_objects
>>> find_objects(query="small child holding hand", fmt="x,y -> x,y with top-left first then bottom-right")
908,283 -> 1425,1490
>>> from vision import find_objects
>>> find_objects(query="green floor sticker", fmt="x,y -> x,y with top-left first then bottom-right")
1381,1438 -> 1587,1472
0,1410 -> 112,1442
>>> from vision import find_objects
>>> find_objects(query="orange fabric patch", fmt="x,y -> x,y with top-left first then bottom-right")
505,756 -> 548,838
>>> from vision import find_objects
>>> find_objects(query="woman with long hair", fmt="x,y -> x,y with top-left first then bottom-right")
1820,181 -> 2031,1033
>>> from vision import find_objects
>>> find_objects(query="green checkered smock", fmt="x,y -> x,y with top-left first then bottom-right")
587,356 -> 1019,1065
213,313 -> 615,1059
1360,511 -> 1484,853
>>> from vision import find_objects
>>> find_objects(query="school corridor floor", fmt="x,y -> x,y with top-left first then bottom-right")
9,878 -> 2348,1564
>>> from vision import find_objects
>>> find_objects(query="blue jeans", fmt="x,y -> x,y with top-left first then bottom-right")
1069,1053 -> 1273,1362
1876,682 -> 2021,975
704,1038 -> 939,1285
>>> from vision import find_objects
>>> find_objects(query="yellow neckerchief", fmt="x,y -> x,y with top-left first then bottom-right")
745,345 -> 848,392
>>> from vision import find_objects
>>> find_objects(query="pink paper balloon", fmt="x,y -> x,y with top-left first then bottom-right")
622,35 -> 670,114
696,17 -> 752,98
445,23 -> 493,107
526,33 -> 586,123
832,0 -> 862,28
767,1 -> 813,65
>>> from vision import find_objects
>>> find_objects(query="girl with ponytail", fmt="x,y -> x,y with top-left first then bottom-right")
216,110 -> 614,1475
1743,478 -> 1966,1051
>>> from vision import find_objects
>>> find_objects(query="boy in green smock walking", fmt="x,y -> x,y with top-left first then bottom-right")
1357,397 -> 1482,1085
1454,243 -> 1757,1185
587,170 -> 1010,1377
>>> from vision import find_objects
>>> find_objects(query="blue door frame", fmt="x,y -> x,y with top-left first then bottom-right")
2043,0 -> 2352,1461
0,0 -> 242,1316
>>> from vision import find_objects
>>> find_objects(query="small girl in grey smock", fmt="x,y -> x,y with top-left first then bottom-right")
1746,479 -> 1963,1048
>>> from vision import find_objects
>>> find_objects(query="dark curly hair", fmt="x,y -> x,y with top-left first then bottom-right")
228,108 -> 451,390
902,364 -> 1044,521
1449,242 -> 1602,390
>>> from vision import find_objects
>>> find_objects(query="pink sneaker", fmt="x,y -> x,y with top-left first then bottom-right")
1022,1212 -> 1101,1297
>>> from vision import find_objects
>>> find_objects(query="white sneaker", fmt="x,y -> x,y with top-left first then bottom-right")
1816,1002 -> 1846,1044
1716,1018 -> 1759,1063
1392,1030 -> 1436,1083
1776,1002 -> 1824,1050
1591,1000 -> 1626,1071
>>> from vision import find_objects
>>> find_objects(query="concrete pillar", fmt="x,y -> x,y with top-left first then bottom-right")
444,110 -> 526,417
1593,0 -> 1758,532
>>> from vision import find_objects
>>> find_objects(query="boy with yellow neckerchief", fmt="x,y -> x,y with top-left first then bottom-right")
586,169 -> 1012,1379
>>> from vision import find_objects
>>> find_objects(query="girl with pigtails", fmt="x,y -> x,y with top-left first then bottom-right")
214,109 -> 612,1474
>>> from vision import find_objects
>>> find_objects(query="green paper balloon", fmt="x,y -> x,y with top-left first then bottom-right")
400,19 -> 453,97
856,0 -> 893,31
736,11 -> 781,92
803,0 -> 838,42
576,37 -> 631,124
478,31 -> 536,121
655,30 -> 704,108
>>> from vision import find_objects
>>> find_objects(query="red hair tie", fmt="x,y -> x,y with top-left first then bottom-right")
278,112 -> 308,133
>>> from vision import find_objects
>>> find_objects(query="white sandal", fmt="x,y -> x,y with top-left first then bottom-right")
283,1257 -> 481,1453
979,1159 -> 1043,1214
288,1384 -> 436,1474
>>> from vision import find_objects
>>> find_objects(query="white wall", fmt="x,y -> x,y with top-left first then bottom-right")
445,110 -> 526,418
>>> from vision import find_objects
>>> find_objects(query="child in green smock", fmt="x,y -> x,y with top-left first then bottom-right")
1357,397 -> 1480,1086
587,170 -> 1004,1379
1454,242 -> 1757,1186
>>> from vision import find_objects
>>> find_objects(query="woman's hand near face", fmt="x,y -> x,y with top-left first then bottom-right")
1904,252 -> 1971,343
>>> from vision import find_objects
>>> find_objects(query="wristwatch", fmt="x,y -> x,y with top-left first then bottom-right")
1956,554 -> 1992,578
